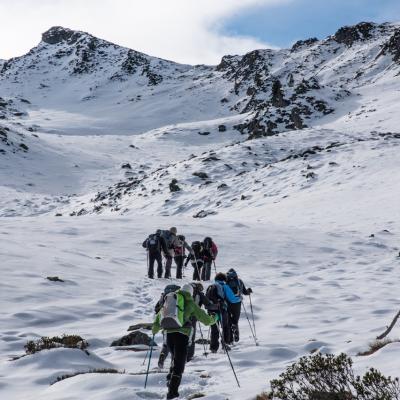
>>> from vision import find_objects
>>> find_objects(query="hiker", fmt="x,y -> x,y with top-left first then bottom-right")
206,272 -> 240,352
161,227 -> 191,279
187,282 -> 212,361
201,237 -> 218,281
173,234 -> 192,279
154,284 -> 181,369
142,230 -> 168,279
226,268 -> 253,342
153,283 -> 217,399
184,241 -> 205,281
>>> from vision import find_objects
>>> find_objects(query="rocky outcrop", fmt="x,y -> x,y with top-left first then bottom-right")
380,29 -> 400,62
291,37 -> 319,52
111,331 -> 156,347
42,26 -> 81,45
333,22 -> 375,46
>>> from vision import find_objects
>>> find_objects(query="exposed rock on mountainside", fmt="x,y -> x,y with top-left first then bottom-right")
1,22 -> 399,139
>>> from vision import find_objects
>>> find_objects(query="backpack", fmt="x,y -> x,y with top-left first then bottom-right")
191,241 -> 202,258
227,277 -> 241,296
154,284 -> 181,314
147,234 -> 160,253
206,283 -> 225,308
203,237 -> 218,260
160,292 -> 185,329
160,230 -> 174,249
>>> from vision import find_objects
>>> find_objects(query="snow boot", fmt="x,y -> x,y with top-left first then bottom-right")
167,374 -> 181,399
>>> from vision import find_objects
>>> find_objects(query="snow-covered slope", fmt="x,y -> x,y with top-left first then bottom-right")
1,22 -> 400,136
1,21 -> 400,400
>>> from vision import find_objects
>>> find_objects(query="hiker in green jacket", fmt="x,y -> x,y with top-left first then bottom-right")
153,283 -> 217,399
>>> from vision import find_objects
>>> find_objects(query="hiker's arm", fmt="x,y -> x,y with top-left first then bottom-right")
241,280 -> 252,295
184,241 -> 193,254
142,239 -> 148,248
193,303 -> 217,326
184,254 -> 192,266
152,312 -> 161,335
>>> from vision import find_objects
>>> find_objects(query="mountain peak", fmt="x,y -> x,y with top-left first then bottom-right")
42,26 -> 83,45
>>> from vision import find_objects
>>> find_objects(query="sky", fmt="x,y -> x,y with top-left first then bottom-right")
0,0 -> 400,65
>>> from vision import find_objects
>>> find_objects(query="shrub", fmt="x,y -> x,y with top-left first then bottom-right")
269,353 -> 400,400
52,368 -> 120,385
357,338 -> 396,356
25,334 -> 88,354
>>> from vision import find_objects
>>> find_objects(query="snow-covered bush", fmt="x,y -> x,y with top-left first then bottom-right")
24,335 -> 88,354
269,353 -> 400,400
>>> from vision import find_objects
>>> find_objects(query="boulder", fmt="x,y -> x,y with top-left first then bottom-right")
111,331 -> 156,347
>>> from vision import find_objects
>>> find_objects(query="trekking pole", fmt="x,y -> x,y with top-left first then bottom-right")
144,334 -> 155,389
213,260 -> 217,274
146,250 -> 149,278
198,322 -> 208,357
215,319 -> 240,388
242,302 -> 258,346
142,346 -> 150,366
249,294 -> 257,339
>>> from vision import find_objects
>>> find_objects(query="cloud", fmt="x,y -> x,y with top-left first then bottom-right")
0,0 -> 289,64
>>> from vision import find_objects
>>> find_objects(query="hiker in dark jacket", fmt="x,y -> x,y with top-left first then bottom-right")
153,284 -> 217,399
142,230 -> 168,278
173,234 -> 192,279
201,237 -> 218,281
206,272 -> 240,352
226,268 -> 252,342
185,241 -> 205,281
161,227 -> 191,279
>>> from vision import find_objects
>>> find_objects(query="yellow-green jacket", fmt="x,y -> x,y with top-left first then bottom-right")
152,289 -> 217,336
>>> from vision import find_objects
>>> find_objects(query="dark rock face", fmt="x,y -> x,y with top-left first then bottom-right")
380,29 -> 400,62
333,22 -> 375,46
42,26 -> 81,45
169,179 -> 181,192
111,331 -> 156,347
218,124 -> 227,132
271,80 -> 289,108
291,37 -> 319,52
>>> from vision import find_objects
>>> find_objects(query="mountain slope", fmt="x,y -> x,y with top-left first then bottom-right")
1,23 -> 399,136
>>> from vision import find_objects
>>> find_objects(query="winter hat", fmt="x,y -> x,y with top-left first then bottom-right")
170,227 -> 177,235
227,268 -> 237,278
181,283 -> 193,296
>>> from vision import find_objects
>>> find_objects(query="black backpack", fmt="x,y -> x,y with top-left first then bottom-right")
206,283 -> 225,310
147,234 -> 161,253
191,241 -> 202,258
227,277 -> 241,296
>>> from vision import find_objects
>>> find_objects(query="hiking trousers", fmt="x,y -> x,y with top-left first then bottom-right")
186,319 -> 197,361
165,256 -> 173,278
148,252 -> 163,278
210,309 -> 230,351
192,261 -> 204,281
228,302 -> 242,341
174,255 -> 184,279
201,261 -> 212,281
166,332 -> 189,378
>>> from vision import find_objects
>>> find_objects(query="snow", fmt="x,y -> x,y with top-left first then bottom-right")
1,22 -> 400,400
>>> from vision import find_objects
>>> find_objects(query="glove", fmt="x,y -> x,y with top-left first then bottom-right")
247,288 -> 253,294
214,313 -> 221,322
